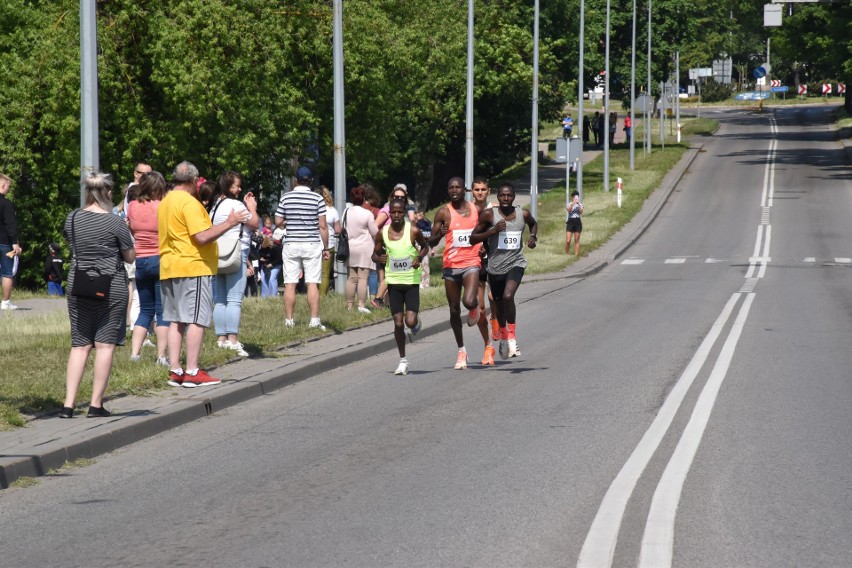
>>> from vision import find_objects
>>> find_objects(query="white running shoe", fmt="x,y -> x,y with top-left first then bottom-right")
0,300 -> 18,310
309,318 -> 326,331
156,356 -> 170,367
507,339 -> 520,358
498,339 -> 509,360
357,306 -> 371,314
394,358 -> 409,375
142,338 -> 156,348
225,341 -> 249,357
217,339 -> 228,348
284,319 -> 295,328
454,349 -> 468,370
129,354 -> 141,362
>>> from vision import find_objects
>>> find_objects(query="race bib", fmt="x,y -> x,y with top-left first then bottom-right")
452,229 -> 473,248
498,230 -> 523,250
388,255 -> 413,272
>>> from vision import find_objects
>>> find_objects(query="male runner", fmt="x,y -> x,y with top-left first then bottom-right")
470,176 -> 498,365
471,182 -> 538,359
427,177 -> 481,370
372,199 -> 429,375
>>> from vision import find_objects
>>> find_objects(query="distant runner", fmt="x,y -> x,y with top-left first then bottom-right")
427,177 -> 481,370
471,182 -> 538,359
372,199 -> 428,376
470,176 -> 498,365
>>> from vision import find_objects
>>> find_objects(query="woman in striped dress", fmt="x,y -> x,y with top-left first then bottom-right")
59,173 -> 136,418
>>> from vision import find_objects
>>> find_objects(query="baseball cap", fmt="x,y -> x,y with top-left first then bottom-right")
296,166 -> 313,179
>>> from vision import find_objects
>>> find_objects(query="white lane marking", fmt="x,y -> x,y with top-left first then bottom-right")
622,258 -> 646,265
835,258 -> 852,264
639,293 -> 756,568
664,258 -> 687,264
576,294 -> 742,568
804,257 -> 816,263
705,258 -> 726,263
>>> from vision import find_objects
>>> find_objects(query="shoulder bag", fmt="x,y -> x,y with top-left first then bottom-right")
336,208 -> 350,262
69,211 -> 112,300
212,198 -> 244,274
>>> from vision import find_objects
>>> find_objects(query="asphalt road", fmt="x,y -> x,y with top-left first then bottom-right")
1,106 -> 850,567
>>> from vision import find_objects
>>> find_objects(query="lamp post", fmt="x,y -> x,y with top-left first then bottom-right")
80,0 -> 99,206
576,0 -> 585,199
332,0 -> 347,293
530,0 -> 540,218
465,0 -> 474,196
646,0 -> 652,156
629,0 -> 636,170
603,0 -> 610,192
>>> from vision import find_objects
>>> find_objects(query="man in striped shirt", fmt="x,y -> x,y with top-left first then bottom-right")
274,166 -> 329,330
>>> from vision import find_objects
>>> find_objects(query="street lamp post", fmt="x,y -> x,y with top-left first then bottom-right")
80,0 -> 99,206
603,0 -> 610,192
332,0 -> 347,293
465,0 -> 474,196
530,0 -> 540,218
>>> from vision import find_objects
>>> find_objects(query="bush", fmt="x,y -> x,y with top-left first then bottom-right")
699,79 -> 734,102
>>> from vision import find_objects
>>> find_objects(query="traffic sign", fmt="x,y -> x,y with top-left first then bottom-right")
770,80 -> 781,87
753,67 -> 766,79
771,86 -> 788,93
822,83 -> 832,94
797,84 -> 807,95
840,83 -> 847,95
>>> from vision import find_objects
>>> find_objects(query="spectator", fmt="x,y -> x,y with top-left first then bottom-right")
208,170 -> 259,357
126,171 -> 170,364
343,185 -> 378,312
592,111 -> 602,147
44,242 -> 65,296
274,166 -> 329,330
259,228 -> 283,297
624,114 -> 632,145
59,173 -> 135,418
363,184 -> 384,307
609,111 -> 618,145
317,185 -> 341,296
414,210 -> 433,288
158,161 -> 250,388
562,113 -> 574,138
245,229 -> 261,298
582,114 -> 591,144
0,173 -> 21,310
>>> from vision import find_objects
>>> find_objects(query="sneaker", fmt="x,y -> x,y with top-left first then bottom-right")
394,358 -> 409,376
409,317 -> 422,337
156,356 -> 170,367
182,369 -> 221,387
0,300 -> 18,310
466,307 -> 479,327
454,349 -> 468,370
167,369 -> 185,387
142,338 -> 156,348
498,339 -> 509,360
490,319 -> 501,341
370,298 -> 385,309
507,339 -> 521,358
284,319 -> 295,328
225,341 -> 249,357
357,306 -> 371,314
217,339 -> 228,348
130,354 -> 141,362
309,318 -> 326,331
481,345 -> 496,365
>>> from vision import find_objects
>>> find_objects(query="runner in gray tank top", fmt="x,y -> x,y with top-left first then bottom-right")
471,182 -> 538,360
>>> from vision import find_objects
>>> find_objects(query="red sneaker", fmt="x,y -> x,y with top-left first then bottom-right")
182,369 -> 222,387
167,370 -> 184,387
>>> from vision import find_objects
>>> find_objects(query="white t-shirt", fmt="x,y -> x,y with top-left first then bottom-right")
326,205 -> 340,249
210,197 -> 251,250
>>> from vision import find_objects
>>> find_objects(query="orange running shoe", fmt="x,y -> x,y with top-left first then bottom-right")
481,345 -> 496,365
490,319 -> 500,341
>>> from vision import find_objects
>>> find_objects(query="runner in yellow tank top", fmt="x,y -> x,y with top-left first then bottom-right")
372,199 -> 429,376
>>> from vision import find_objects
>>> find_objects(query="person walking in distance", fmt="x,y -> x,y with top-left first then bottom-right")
472,182 -> 538,359
565,190 -> 584,256
470,176 -> 498,365
274,166 -> 330,330
0,173 -> 22,310
158,161 -> 250,388
371,198 -> 429,375
427,177 -> 482,370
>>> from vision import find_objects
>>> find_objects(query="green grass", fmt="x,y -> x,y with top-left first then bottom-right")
0,115 -> 713,429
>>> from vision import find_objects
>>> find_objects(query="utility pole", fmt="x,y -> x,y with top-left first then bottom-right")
465,0 -> 474,197
577,0 -> 585,199
332,0 -> 347,293
603,0 -> 611,192
530,0 -> 541,217
80,0 -> 99,206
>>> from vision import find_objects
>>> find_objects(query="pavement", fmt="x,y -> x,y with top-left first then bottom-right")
0,142 -> 700,489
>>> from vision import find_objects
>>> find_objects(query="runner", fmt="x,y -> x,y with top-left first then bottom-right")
470,176 -> 498,365
471,182 -> 538,359
427,176 -> 481,370
372,199 -> 429,375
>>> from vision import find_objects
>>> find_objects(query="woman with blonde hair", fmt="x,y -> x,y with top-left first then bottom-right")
316,185 -> 342,295
59,173 -> 135,418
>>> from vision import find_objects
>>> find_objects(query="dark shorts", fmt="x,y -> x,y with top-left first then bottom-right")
387,283 -> 420,315
479,255 -> 489,283
487,266 -> 525,299
442,266 -> 480,285
0,244 -> 13,278
566,219 -> 582,233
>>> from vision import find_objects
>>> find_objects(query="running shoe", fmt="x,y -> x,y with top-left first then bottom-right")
0,300 -> 18,310
454,349 -> 468,370
167,370 -> 185,387
284,319 -> 295,328
309,318 -> 326,331
410,317 -> 422,337
225,341 -> 249,357
357,306 -> 371,314
394,358 -> 409,376
130,354 -> 141,362
182,369 -> 221,387
507,338 -> 521,358
156,356 -> 170,367
481,345 -> 496,365
142,338 -> 156,348
490,319 -> 500,341
466,307 -> 479,327
498,339 -> 509,360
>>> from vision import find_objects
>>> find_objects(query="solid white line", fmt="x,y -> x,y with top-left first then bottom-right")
665,258 -> 687,264
639,293 -> 756,568
576,294 -> 742,568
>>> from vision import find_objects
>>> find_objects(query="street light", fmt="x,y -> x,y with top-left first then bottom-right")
530,0 -> 540,218
332,0 -> 347,293
80,0 -> 99,206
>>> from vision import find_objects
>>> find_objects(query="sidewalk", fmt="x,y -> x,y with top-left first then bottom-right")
0,143 -> 699,489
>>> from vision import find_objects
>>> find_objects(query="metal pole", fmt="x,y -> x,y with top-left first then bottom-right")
80,0 -> 99,206
603,0 -> 610,192
675,51 -> 680,143
577,0 -> 585,198
646,0 -> 652,156
332,0 -> 347,293
629,0 -> 636,170
530,0 -> 540,217
465,0 -> 474,196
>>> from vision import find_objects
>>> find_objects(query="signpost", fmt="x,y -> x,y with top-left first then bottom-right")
822,83 -> 832,95
798,84 -> 807,96
839,84 -> 847,95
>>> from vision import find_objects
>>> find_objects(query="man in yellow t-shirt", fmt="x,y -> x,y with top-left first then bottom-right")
158,161 -> 250,388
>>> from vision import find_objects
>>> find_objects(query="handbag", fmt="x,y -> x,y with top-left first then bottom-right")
211,198 -> 245,274
335,209 -> 350,262
69,211 -> 112,301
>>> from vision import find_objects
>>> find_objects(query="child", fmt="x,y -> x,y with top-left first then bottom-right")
44,242 -> 65,296
414,210 -> 433,288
